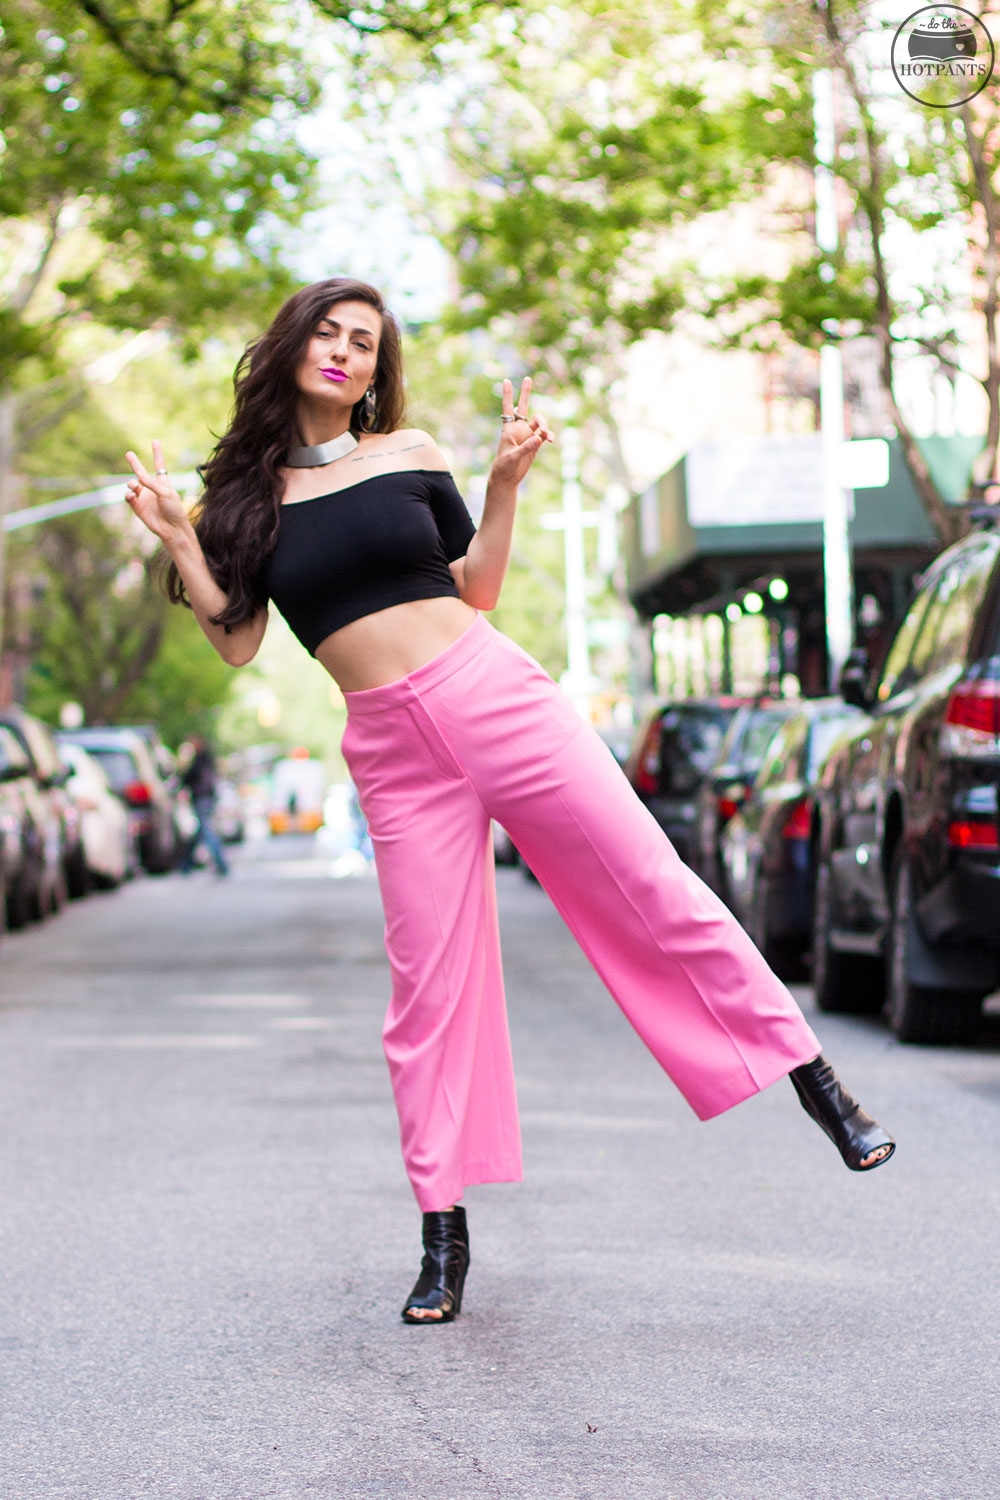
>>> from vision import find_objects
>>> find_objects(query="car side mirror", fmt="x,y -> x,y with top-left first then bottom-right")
839,648 -> 871,710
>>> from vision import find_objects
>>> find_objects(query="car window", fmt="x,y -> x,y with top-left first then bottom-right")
757,718 -> 806,788
736,709 -> 794,776
82,747 -> 140,791
658,707 -> 732,792
877,579 -> 937,702
918,540 -> 999,679
806,713 -> 858,780
905,554 -> 982,685
0,726 -> 30,775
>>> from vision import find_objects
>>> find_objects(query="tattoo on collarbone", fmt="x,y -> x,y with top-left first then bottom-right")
350,441 -> 425,463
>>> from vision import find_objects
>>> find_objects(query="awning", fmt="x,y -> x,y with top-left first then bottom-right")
623,434 -> 980,619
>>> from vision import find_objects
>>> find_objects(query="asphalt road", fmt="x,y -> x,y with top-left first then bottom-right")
1,835 -> 998,1500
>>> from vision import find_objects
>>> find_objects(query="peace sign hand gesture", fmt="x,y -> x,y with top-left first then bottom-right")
490,377 -> 553,488
123,440 -> 192,548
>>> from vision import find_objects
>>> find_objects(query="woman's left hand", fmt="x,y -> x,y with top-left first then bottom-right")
490,377 -> 553,487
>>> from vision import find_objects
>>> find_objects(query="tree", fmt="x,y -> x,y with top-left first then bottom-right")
0,0 -> 324,662
71,0 -> 508,81
0,1 -> 319,344
695,0 -> 1000,544
434,0 -> 1000,545
4,381 -> 235,737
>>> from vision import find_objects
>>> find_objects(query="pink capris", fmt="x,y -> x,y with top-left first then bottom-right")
341,614 -> 820,1211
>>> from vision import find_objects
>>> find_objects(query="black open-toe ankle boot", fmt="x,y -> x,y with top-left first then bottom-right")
401,1206 -> 470,1324
789,1055 -> 896,1171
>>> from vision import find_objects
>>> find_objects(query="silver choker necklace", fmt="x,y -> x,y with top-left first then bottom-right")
285,431 -> 359,467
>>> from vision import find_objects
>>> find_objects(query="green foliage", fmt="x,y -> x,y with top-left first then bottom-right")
0,0 -> 319,345
309,0 -> 506,44
438,1 -> 818,377
101,602 -> 235,747
0,311 -> 53,388
9,366 -> 237,736
61,0 -> 318,110
70,0 -> 508,81
437,0 -> 994,386
16,504 -> 168,726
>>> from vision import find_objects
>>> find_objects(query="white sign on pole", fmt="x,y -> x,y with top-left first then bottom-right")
686,437 -> 825,526
684,436 -> 889,530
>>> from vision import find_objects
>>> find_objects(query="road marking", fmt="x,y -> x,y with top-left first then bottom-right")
49,1034 -> 260,1049
175,994 -> 311,1008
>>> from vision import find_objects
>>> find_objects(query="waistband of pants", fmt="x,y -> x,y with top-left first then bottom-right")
342,612 -> 495,715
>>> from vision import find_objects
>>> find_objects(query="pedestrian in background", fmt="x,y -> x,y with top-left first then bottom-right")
124,276 -> 894,1328
179,736 -> 229,878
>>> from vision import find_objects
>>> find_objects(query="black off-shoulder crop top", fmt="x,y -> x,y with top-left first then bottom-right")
262,468 -> 477,655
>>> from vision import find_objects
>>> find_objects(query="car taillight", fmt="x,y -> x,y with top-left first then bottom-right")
947,819 -> 1000,849
717,786 -> 747,822
941,678 -> 1000,758
635,721 -> 662,794
122,780 -> 152,805
782,797 -> 813,841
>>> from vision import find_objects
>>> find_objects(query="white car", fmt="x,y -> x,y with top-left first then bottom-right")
59,743 -> 131,888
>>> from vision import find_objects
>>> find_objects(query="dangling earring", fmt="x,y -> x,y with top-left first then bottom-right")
361,386 -> 377,430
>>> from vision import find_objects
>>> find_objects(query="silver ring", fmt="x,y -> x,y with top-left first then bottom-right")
155,468 -> 168,475
500,414 -> 517,424
514,409 -> 527,420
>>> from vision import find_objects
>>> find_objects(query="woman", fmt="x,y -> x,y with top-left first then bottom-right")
125,277 -> 894,1326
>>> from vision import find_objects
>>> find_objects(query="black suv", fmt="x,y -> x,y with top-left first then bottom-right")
813,521 -> 1000,1044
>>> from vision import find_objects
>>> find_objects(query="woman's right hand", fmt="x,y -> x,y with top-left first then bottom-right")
124,440 -> 192,547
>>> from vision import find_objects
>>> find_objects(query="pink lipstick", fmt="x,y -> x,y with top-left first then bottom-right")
320,368 -> 348,382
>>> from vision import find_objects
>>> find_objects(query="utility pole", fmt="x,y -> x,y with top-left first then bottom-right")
814,68 -> 855,690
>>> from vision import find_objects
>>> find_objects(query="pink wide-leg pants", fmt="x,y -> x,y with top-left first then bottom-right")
341,614 -> 820,1211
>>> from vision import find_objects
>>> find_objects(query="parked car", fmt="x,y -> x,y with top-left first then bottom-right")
692,700 -> 802,902
0,726 -> 34,934
624,699 -> 746,865
0,708 -> 75,916
0,721 -> 63,926
116,723 -> 178,783
720,699 -> 863,977
58,742 -> 132,889
57,727 -> 177,874
813,518 -> 1000,1044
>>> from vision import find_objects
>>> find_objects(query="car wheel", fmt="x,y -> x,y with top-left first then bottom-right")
6,872 -> 35,929
885,849 -> 983,1045
66,847 -> 93,900
812,857 -> 883,1014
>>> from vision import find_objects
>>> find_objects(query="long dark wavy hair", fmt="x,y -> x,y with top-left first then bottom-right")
164,277 -> 406,630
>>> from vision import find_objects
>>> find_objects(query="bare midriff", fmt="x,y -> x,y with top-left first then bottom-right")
313,595 -> 478,693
